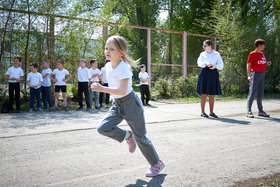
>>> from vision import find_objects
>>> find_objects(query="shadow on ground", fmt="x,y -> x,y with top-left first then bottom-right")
125,174 -> 167,187
210,117 -> 251,125
255,116 -> 280,123
2,109 -> 107,129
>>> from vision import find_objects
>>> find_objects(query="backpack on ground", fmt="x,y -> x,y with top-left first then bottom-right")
1,100 -> 9,113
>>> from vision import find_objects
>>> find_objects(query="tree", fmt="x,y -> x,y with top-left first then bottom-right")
199,0 -> 250,93
0,0 -> 16,62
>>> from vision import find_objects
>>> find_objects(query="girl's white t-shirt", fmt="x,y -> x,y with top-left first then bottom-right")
52,68 -> 69,86
105,61 -> 133,99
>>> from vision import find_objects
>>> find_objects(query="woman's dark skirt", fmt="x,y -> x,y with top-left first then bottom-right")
196,67 -> 222,95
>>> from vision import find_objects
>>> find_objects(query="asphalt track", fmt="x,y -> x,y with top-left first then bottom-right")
0,99 -> 279,186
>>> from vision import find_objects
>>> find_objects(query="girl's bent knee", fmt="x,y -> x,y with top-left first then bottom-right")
97,125 -> 106,135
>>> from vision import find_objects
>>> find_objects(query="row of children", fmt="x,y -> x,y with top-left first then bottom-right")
5,58 -> 110,112
5,57 -> 150,113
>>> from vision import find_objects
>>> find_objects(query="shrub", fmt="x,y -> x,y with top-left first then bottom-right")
153,77 -> 171,98
153,75 -> 199,99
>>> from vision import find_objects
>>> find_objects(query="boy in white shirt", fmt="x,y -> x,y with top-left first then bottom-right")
27,63 -> 43,112
89,59 -> 101,109
139,64 -> 151,106
41,60 -> 53,111
6,57 -> 24,113
99,60 -> 110,109
51,60 -> 72,111
77,59 -> 91,111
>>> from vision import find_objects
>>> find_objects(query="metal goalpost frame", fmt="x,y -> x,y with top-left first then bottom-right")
0,8 -> 217,90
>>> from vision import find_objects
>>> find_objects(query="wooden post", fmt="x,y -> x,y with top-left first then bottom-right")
147,28 -> 152,90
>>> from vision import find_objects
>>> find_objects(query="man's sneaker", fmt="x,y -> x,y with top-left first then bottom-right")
146,160 -> 165,177
105,105 -> 109,109
38,108 -> 43,112
247,112 -> 254,118
64,107 -> 68,111
258,111 -> 270,117
86,107 -> 91,111
29,109 -> 33,112
125,130 -> 136,153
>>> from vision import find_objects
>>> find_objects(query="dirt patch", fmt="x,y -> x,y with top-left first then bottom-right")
232,173 -> 280,187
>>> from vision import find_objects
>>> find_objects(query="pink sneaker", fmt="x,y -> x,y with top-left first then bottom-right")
125,130 -> 136,153
146,159 -> 165,177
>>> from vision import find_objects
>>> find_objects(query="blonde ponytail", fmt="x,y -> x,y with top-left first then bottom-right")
106,35 -> 140,68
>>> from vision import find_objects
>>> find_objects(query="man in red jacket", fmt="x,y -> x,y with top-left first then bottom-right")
246,39 -> 272,118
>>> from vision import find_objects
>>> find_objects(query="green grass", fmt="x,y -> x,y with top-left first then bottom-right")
133,84 -> 140,92
154,92 -> 280,103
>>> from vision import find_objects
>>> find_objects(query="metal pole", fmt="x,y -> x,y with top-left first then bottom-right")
182,32 -> 187,80
147,28 -> 152,90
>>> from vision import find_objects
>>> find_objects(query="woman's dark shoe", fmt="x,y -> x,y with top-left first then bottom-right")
210,113 -> 218,118
201,113 -> 209,118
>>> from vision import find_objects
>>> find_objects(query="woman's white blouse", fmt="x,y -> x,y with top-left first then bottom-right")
197,50 -> 224,70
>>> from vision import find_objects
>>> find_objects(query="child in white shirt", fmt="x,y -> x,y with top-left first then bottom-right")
51,60 -> 72,111
139,64 -> 151,106
5,57 -> 24,112
89,59 -> 101,109
77,59 -> 91,110
27,63 -> 43,112
41,60 -> 53,110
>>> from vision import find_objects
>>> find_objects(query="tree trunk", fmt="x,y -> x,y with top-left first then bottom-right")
0,0 -> 15,61
136,2 -> 147,65
272,0 -> 280,92
24,0 -> 31,95
50,14 -> 55,64
259,0 -> 264,37
241,0 -> 250,25
167,0 -> 174,76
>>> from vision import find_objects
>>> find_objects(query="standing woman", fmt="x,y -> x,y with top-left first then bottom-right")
197,40 -> 224,118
